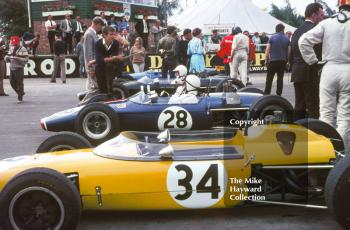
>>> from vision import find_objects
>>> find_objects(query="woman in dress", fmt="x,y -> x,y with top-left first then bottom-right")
187,28 -> 205,74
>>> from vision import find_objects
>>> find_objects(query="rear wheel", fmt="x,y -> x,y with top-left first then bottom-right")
75,103 -> 119,145
36,132 -> 92,153
325,154 -> 350,229
248,95 -> 294,123
238,87 -> 264,94
112,82 -> 129,99
0,168 -> 81,230
215,78 -> 244,92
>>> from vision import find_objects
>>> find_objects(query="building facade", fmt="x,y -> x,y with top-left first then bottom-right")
29,0 -> 158,53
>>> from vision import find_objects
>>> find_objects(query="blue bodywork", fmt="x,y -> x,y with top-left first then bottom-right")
41,92 -> 262,133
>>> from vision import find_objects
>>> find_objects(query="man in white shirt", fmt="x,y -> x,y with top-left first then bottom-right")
60,14 -> 73,54
135,15 -> 150,49
44,15 -> 57,54
231,26 -> 250,85
299,0 -> 350,151
73,16 -> 85,45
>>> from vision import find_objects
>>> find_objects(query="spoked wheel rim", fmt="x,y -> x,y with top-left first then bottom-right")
9,186 -> 65,230
259,105 -> 288,122
47,145 -> 77,152
82,111 -> 112,140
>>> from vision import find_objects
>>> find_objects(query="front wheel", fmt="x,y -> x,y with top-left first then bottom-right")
75,103 -> 119,145
36,132 -> 92,153
0,168 -> 81,230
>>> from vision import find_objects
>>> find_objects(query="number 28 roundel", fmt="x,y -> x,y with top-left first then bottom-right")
158,106 -> 193,130
167,161 -> 227,208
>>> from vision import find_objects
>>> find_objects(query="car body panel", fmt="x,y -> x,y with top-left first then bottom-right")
0,124 -> 336,211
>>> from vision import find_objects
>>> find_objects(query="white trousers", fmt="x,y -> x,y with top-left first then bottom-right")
319,63 -> 350,151
133,63 -> 145,73
231,50 -> 248,85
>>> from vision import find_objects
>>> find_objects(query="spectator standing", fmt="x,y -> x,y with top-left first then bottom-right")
100,11 -> 108,26
299,0 -> 350,151
76,36 -> 85,78
60,14 -> 73,54
260,32 -> 269,52
217,28 -> 235,77
150,19 -> 164,53
73,16 -> 85,46
188,28 -> 205,74
108,15 -> 118,31
4,36 -> 28,103
263,23 -> 290,96
0,35 -> 8,96
45,15 -> 57,54
51,34 -> 66,83
231,26 -> 249,85
130,37 -> 146,73
177,28 -> 192,67
119,16 -> 129,31
83,17 -> 105,91
211,29 -> 221,44
95,26 -> 124,95
135,15 -> 150,49
290,3 -> 324,120
158,26 -> 177,79
252,32 -> 262,52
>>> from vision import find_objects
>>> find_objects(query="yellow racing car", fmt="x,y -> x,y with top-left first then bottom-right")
0,118 -> 347,230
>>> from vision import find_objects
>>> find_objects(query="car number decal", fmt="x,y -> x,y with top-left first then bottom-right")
158,106 -> 193,130
167,161 -> 227,208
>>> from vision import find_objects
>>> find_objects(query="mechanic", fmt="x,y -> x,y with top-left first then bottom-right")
217,27 -> 235,77
158,26 -> 178,79
291,3 -> 324,121
168,72 -> 200,104
299,0 -> 350,151
231,26 -> 249,86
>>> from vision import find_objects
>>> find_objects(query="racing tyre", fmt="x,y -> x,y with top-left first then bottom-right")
112,82 -> 129,99
295,118 -> 344,152
75,103 -> 119,145
325,154 -> 350,229
0,168 -> 81,230
36,132 -> 93,153
84,93 -> 111,105
248,95 -> 294,123
238,87 -> 264,94
215,78 -> 245,92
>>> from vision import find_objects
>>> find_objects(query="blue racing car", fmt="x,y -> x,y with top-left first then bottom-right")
41,90 -> 293,146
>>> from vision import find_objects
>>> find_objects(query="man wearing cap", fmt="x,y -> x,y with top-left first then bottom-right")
4,36 -> 28,103
299,0 -> 350,151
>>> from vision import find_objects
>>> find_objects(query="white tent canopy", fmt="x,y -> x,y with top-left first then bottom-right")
169,0 -> 296,35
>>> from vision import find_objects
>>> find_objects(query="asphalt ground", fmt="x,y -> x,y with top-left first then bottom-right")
0,73 -> 341,230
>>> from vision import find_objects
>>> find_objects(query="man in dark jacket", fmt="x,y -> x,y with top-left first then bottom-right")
0,34 -> 8,96
177,28 -> 192,67
135,15 -> 150,49
95,26 -> 124,95
290,3 -> 324,120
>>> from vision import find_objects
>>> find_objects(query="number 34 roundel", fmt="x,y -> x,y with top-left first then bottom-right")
158,106 -> 193,130
167,161 -> 227,208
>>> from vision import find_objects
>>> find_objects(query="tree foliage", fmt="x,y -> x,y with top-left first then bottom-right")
269,3 -> 303,28
0,0 -> 29,36
157,0 -> 181,26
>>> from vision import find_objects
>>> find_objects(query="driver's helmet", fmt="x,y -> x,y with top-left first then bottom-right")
185,74 -> 201,95
174,65 -> 187,78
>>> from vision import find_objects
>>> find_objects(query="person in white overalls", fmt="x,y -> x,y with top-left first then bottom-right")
299,0 -> 350,151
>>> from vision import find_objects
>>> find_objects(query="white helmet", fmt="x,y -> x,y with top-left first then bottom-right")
185,75 -> 201,95
173,65 -> 188,78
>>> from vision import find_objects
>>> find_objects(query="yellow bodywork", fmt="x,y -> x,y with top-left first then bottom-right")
0,124 -> 336,211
